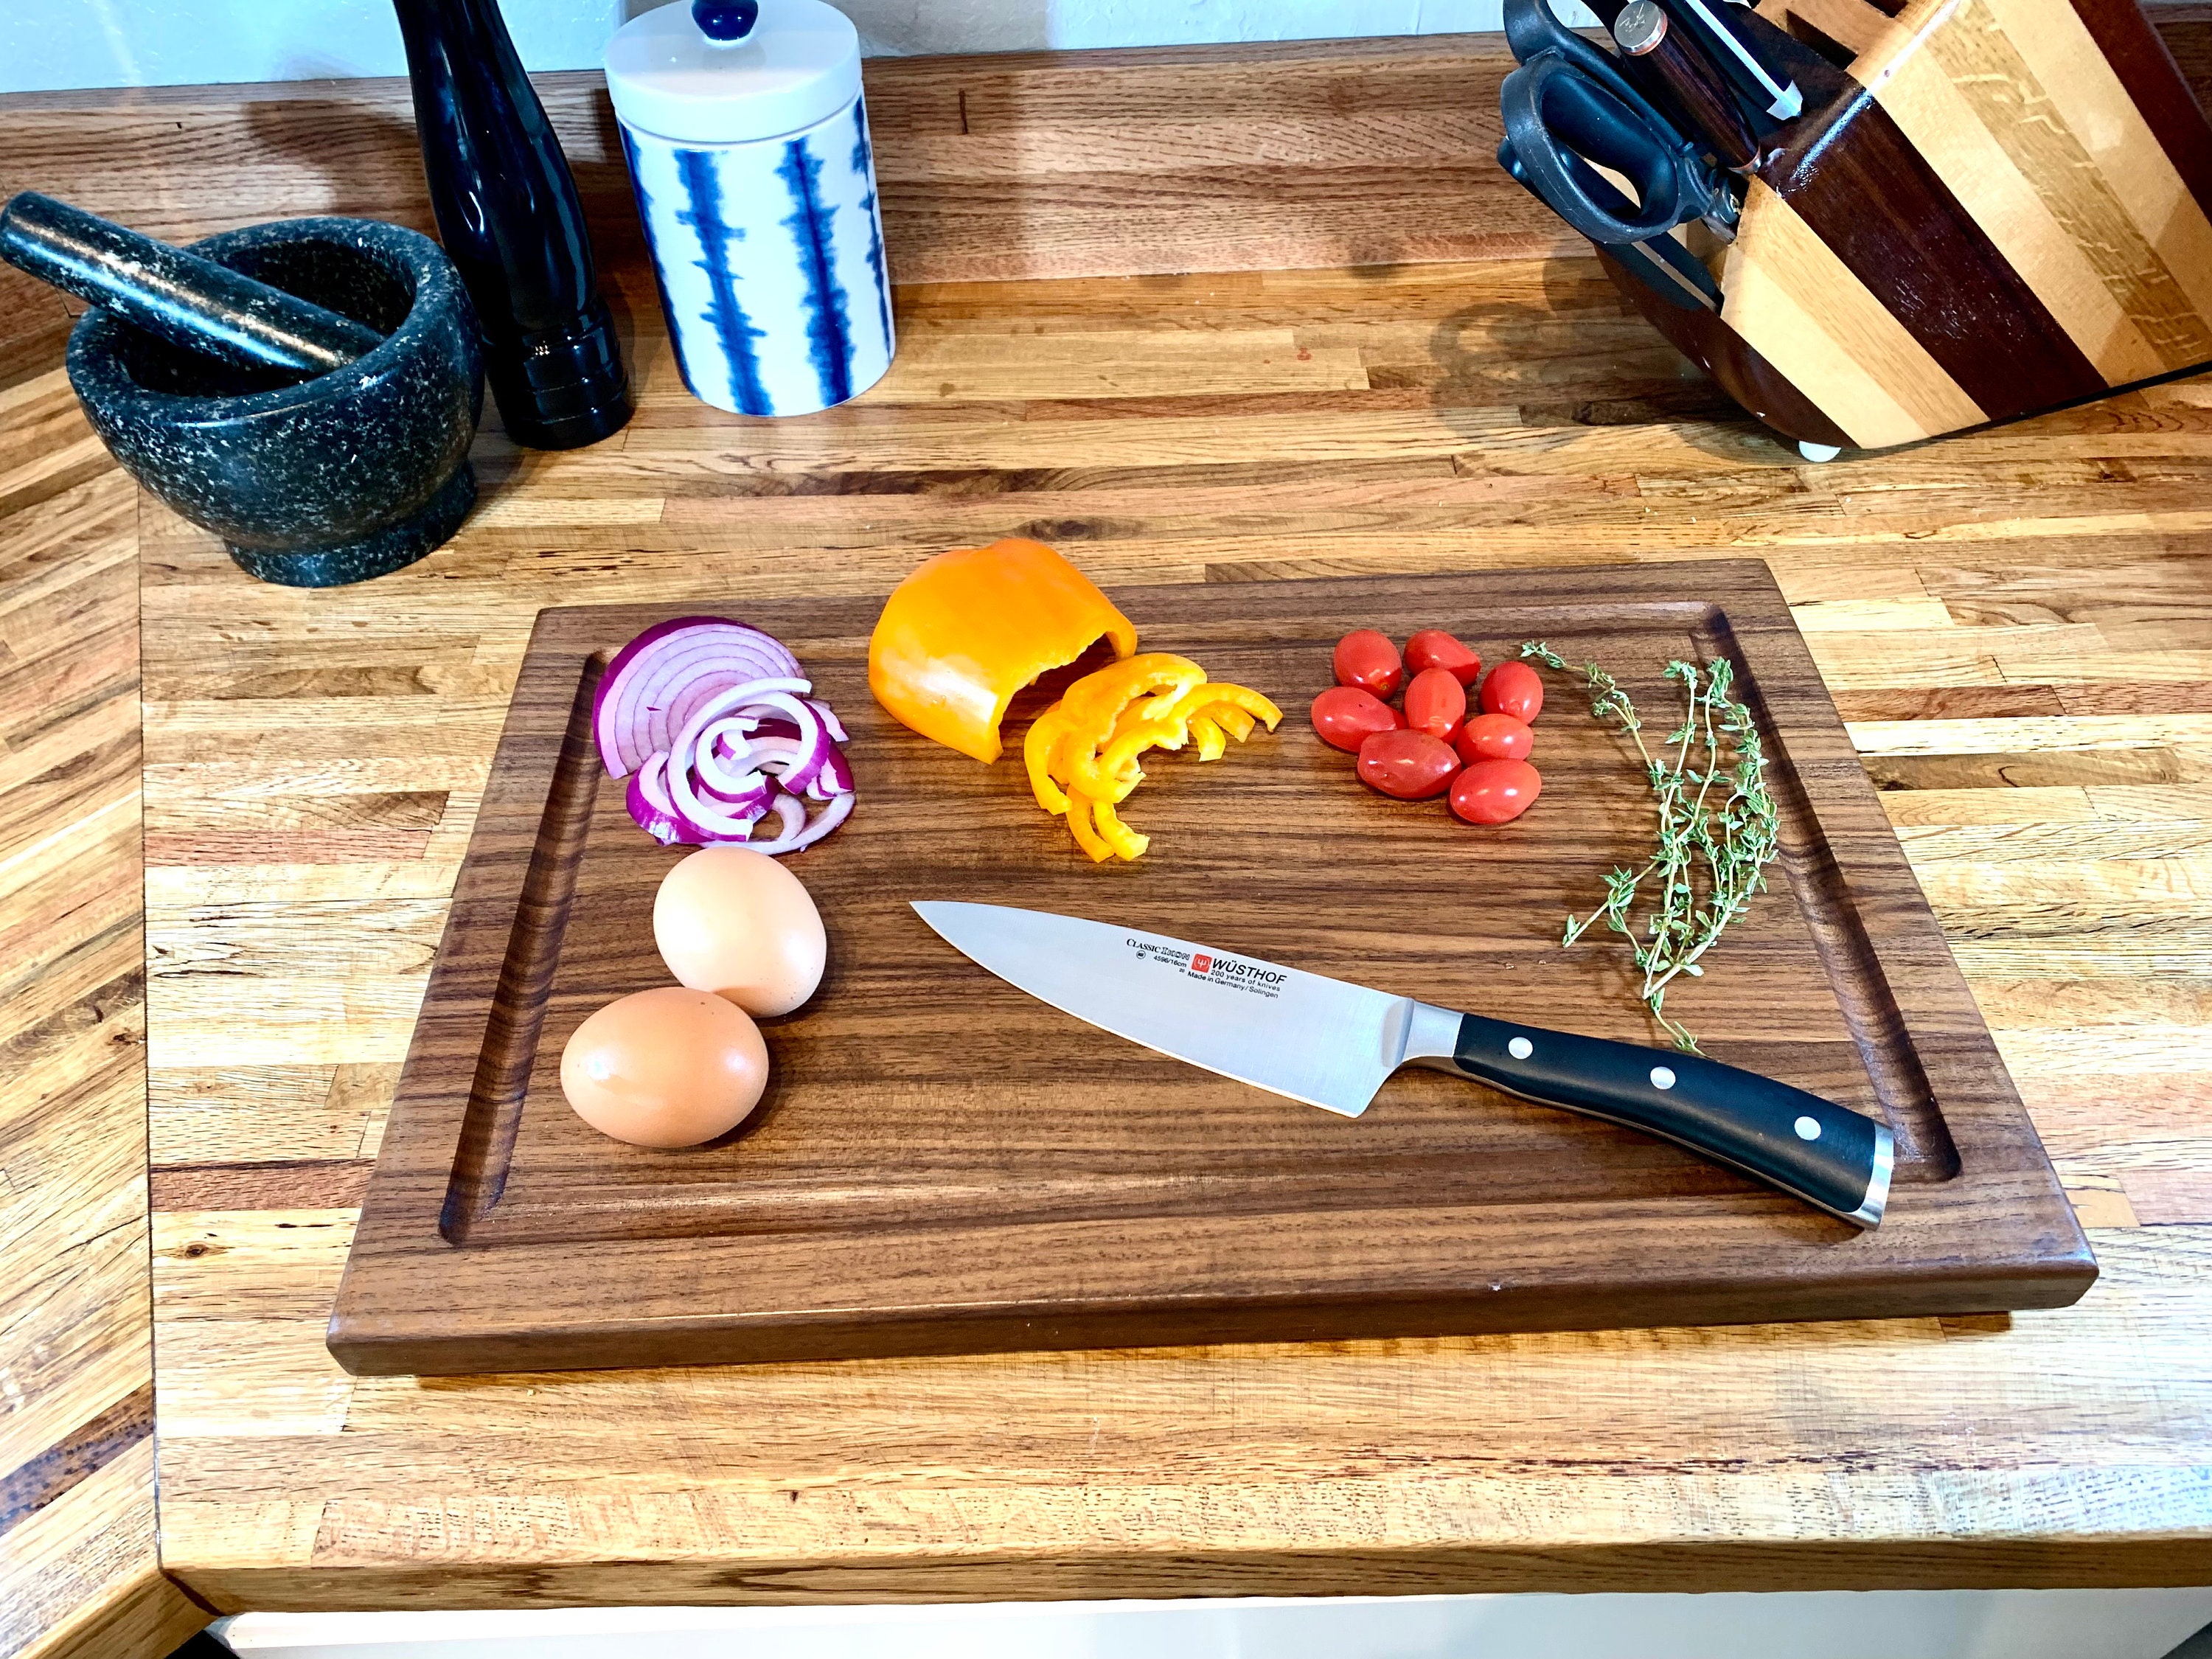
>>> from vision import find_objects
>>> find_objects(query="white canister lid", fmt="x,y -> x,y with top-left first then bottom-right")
604,0 -> 862,146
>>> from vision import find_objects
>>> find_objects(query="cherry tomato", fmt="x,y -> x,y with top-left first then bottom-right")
1454,712 -> 1533,765
1310,685 -> 1403,753
1404,629 -> 1482,686
1403,667 -> 1467,742
1479,660 -> 1544,723
1333,629 -> 1404,699
1450,759 -> 1542,824
1356,729 -> 1460,800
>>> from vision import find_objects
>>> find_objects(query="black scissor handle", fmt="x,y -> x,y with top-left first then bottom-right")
1501,53 -> 1698,245
1498,135 -> 1720,310
1506,0 -> 1633,84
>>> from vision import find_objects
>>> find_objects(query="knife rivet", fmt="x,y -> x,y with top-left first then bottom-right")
1509,1037 -> 1533,1060
1649,1066 -> 1676,1090
1795,1115 -> 1821,1141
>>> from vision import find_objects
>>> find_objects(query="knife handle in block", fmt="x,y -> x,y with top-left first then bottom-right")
1614,1 -> 1761,173
1405,1004 -> 1893,1226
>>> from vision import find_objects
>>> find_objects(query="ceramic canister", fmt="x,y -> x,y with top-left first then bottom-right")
605,0 -> 894,418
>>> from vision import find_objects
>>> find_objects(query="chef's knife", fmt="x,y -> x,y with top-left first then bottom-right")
914,901 -> 1892,1228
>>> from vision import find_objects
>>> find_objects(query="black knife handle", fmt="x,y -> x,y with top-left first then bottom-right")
1428,1009 -> 1892,1226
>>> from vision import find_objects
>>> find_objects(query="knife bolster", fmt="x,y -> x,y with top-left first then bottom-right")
1399,1001 -> 1468,1068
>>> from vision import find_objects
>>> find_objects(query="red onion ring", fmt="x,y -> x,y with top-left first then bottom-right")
674,681 -> 828,795
697,717 -> 776,791
666,681 -> 821,838
626,752 -> 717,845
594,618 -> 801,776
745,789 -> 854,855
695,766 -> 773,815
806,744 -> 853,800
700,734 -> 800,802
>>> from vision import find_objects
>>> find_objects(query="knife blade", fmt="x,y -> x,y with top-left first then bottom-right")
913,900 -> 1892,1228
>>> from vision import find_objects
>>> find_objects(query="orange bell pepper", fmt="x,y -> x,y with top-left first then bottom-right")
869,539 -> 1138,765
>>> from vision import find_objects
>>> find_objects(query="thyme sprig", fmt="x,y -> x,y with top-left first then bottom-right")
1519,641 -> 1780,1053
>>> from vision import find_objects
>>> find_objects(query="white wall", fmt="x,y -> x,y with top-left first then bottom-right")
213,1590 -> 2212,1659
0,0 -> 626,94
0,0 -> 1533,94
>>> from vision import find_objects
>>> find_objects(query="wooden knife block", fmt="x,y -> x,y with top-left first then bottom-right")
1604,0 -> 2212,452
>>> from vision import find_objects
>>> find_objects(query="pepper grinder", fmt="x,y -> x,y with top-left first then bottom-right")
392,0 -> 631,448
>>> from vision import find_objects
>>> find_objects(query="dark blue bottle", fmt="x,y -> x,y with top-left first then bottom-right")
392,0 -> 630,448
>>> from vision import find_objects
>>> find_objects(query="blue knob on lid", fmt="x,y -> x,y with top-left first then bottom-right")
691,0 -> 758,41
608,0 -> 861,145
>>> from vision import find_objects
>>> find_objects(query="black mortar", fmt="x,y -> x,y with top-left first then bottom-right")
66,217 -> 484,588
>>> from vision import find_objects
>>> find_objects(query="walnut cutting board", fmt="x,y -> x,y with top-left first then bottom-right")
327,561 -> 2093,1375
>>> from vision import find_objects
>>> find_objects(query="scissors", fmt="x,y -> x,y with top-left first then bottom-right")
1498,0 -> 1737,310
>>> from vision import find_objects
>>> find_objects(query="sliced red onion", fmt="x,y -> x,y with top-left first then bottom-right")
602,622 -> 855,854
668,680 -> 829,806
626,752 -> 721,846
702,723 -> 849,807
807,744 -> 853,800
698,717 -> 774,787
627,746 -> 852,854
594,618 -> 803,777
666,682 -> 820,838
626,774 -> 681,845
743,789 -> 855,855
695,765 -> 773,815
700,734 -> 800,801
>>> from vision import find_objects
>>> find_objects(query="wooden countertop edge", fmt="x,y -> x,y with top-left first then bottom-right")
0,420 -> 212,1657
173,1534 -> 2212,1610
20,1572 -> 212,1659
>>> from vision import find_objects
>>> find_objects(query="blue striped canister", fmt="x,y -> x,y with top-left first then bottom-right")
605,0 -> 894,419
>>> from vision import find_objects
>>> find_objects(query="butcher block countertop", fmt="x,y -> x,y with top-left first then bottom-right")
4,23 -> 2212,1641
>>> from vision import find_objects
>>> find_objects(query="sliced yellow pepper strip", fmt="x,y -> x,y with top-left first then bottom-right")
1078,713 -> 1187,801
1062,787 -> 1114,862
1023,656 -> 1276,864
1061,654 -> 1207,723
1102,695 -> 1185,762
1208,706 -> 1256,743
1092,799 -> 1150,861
1024,706 -> 1073,813
1046,659 -> 1200,800
1197,684 -> 1282,731
870,539 -> 1138,765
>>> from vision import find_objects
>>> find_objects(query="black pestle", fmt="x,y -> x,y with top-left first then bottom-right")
0,191 -> 386,378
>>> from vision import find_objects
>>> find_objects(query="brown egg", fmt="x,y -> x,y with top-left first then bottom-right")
653,844 -> 827,1018
559,987 -> 769,1147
